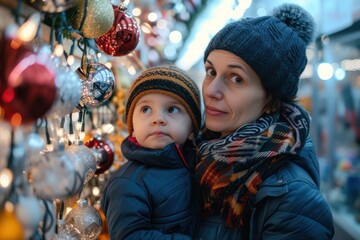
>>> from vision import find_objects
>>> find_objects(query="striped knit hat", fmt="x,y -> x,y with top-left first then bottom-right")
125,66 -> 201,135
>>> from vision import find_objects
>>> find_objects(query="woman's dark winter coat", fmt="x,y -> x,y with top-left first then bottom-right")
195,138 -> 334,239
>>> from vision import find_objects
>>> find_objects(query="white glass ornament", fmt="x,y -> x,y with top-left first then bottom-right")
25,132 -> 45,164
30,144 -> 83,200
14,195 -> 42,239
46,58 -> 82,118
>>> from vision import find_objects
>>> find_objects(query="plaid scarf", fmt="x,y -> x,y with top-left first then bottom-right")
195,103 -> 310,228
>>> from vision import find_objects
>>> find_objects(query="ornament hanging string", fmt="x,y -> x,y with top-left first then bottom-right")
68,112 -> 74,145
13,0 -> 23,25
39,198 -> 54,238
44,119 -> 52,146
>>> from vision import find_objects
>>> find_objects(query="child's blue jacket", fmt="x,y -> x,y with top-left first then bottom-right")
101,136 -> 199,240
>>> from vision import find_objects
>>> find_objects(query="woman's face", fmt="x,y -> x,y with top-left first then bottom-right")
202,50 -> 269,137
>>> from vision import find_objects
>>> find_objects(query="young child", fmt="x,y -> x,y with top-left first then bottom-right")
101,66 -> 201,240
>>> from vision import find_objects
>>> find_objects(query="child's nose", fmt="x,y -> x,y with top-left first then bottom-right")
152,112 -> 166,125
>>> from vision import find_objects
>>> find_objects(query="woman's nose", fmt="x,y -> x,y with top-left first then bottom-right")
204,78 -> 223,100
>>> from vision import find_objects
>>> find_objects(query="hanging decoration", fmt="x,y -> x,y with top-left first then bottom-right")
76,57 -> 115,108
95,3 -> 141,56
84,135 -> 114,175
45,56 -> 82,119
67,143 -> 97,183
63,198 -> 103,240
66,0 -> 115,38
25,0 -> 75,13
0,35 -> 57,125
30,144 -> 83,200
0,203 -> 24,239
54,219 -> 81,239
14,195 -> 43,239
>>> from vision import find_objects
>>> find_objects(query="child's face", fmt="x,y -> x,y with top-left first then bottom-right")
132,93 -> 192,149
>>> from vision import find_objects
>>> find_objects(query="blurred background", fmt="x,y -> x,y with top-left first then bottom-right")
0,0 -> 359,239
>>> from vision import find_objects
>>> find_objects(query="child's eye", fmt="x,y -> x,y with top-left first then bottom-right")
141,106 -> 151,113
168,106 -> 180,113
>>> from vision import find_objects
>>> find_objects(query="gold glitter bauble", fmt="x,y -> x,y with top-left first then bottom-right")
67,0 -> 114,38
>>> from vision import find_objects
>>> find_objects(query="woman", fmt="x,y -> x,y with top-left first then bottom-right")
194,3 -> 334,240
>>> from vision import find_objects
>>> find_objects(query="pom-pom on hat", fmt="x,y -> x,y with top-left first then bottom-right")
204,3 -> 315,101
125,66 -> 201,135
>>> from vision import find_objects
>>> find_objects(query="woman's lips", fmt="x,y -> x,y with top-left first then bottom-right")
205,106 -> 226,116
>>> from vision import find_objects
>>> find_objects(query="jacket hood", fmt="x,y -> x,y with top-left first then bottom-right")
121,136 -> 195,169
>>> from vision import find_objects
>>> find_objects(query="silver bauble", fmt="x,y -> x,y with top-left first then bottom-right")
64,199 -> 102,240
66,144 -> 97,183
76,63 -> 115,107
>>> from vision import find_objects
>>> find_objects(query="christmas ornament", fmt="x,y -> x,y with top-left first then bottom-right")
95,201 -> 109,240
54,219 -> 81,239
0,168 -> 13,207
95,4 -> 141,56
67,143 -> 97,183
76,62 -> 115,107
0,203 -> 25,239
66,0 -> 114,38
84,136 -> 114,175
14,195 -> 42,239
64,199 -> 102,240
46,58 -> 82,118
8,137 -> 26,187
25,132 -> 45,165
0,122 -> 11,169
25,0 -> 75,13
38,199 -> 57,239
0,38 -> 57,125
30,144 -> 83,200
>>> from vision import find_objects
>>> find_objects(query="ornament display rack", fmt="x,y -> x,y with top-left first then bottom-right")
0,0 -> 134,239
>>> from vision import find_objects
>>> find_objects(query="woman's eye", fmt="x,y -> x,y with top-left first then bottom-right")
229,75 -> 244,84
205,67 -> 216,77
141,106 -> 151,113
168,106 -> 180,113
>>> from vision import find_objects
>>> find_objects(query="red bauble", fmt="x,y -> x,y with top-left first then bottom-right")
84,136 -> 114,175
95,5 -> 140,56
0,37 -> 56,125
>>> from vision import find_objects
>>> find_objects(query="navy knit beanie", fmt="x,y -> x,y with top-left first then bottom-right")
204,3 -> 315,101
125,66 -> 201,135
